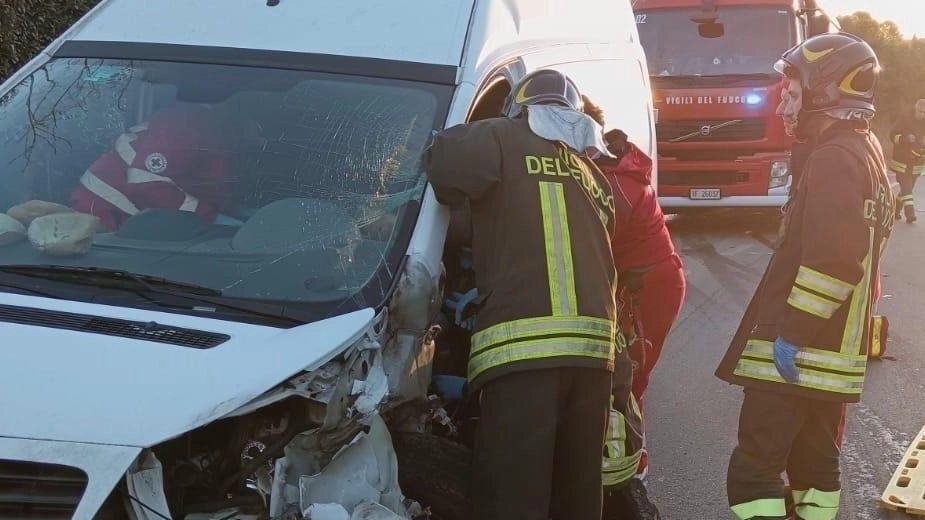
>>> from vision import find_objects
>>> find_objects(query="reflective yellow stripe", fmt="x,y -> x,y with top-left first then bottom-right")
788,286 -> 841,319
471,316 -> 615,354
842,233 -> 874,356
602,393 -> 643,486
539,182 -> 578,317
733,358 -> 864,394
731,498 -> 787,520
796,265 -> 853,302
901,194 -> 916,206
468,337 -> 613,382
890,158 -> 908,172
743,340 -> 867,374
793,488 -> 840,520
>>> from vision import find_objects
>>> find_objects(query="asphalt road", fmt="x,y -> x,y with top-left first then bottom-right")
644,200 -> 924,519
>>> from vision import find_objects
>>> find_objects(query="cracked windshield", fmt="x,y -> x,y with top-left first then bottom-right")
0,58 -> 444,317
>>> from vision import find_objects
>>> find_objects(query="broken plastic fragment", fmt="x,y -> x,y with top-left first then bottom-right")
304,503 -> 350,520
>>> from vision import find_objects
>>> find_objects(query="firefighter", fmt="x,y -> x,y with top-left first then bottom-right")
583,97 -> 684,520
888,98 -> 925,223
70,103 -> 257,230
715,33 -> 894,520
423,69 -> 641,520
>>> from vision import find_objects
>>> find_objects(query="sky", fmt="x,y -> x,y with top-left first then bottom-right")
824,0 -> 923,37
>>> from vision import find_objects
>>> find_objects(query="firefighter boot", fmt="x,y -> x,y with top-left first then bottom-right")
905,203 -> 917,223
603,479 -> 662,520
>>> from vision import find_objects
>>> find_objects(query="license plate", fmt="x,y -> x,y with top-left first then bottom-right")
690,188 -> 721,200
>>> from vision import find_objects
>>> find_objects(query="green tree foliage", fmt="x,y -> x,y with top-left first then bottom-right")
838,11 -> 925,142
0,0 -> 100,80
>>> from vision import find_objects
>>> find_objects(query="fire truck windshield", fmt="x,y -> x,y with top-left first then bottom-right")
636,6 -> 796,78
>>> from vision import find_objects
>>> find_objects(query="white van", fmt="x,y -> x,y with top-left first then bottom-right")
0,1 -> 654,518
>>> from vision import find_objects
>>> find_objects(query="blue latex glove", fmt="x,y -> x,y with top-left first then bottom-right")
445,289 -> 479,330
432,375 -> 467,400
773,337 -> 800,384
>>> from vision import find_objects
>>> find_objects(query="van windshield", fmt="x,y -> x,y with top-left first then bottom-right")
636,6 -> 796,78
0,57 -> 451,324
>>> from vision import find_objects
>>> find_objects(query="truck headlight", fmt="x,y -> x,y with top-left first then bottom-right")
769,160 -> 790,189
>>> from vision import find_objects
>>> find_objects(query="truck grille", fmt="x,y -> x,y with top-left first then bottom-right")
0,461 -> 87,520
657,118 -> 766,142
659,171 -> 749,186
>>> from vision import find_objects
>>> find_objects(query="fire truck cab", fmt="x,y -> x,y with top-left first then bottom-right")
633,0 -> 833,210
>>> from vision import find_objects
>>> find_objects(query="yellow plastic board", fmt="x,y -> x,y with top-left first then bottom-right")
882,423 -> 925,516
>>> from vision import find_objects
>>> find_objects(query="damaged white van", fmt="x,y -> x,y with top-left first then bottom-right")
0,0 -> 655,518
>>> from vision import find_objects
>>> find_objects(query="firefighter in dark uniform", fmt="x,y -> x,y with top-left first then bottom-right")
889,98 -> 925,222
716,33 -> 894,520
423,69 -> 642,520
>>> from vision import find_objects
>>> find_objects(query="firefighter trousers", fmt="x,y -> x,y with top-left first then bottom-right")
896,169 -> 920,220
727,389 -> 846,520
471,367 -> 611,520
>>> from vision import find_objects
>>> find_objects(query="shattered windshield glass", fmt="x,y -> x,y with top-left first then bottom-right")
637,6 -> 796,77
0,58 -> 449,321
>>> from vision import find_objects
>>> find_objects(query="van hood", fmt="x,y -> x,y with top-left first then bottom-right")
0,293 -> 374,447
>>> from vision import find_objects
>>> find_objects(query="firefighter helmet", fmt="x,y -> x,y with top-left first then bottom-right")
503,69 -> 583,118
774,32 -> 879,120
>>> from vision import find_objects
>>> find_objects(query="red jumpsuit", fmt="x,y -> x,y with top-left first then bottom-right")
71,105 -> 231,230
597,141 -> 686,477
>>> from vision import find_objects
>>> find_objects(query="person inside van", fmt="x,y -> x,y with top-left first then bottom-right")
69,102 -> 260,230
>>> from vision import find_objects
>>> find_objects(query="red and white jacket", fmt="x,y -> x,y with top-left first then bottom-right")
71,106 -> 231,229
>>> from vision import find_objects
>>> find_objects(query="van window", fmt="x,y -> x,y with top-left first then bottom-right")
548,60 -> 654,156
0,57 -> 452,324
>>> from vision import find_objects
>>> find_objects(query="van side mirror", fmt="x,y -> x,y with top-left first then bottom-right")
807,13 -> 832,36
698,22 -> 725,38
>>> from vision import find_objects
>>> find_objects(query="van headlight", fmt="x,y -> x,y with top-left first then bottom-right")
769,160 -> 790,189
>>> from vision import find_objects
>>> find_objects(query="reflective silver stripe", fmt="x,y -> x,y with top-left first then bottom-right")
471,315 -> 614,355
744,340 -> 867,372
126,168 -> 200,213
788,286 -> 840,319
795,265 -> 853,301
115,132 -> 138,165
79,171 -> 139,216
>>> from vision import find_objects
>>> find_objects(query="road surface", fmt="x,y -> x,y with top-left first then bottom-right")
645,203 -> 924,519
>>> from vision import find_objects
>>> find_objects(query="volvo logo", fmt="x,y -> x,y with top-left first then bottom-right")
670,120 -> 743,143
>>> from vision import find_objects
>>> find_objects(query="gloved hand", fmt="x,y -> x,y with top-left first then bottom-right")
773,337 -> 800,384
445,288 -> 479,330
432,375 -> 467,400
907,134 -> 918,144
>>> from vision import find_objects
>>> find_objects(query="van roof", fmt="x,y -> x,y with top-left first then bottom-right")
60,0 -> 475,67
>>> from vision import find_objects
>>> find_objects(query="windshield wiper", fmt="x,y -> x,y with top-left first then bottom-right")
0,265 -> 222,295
0,265 -> 306,326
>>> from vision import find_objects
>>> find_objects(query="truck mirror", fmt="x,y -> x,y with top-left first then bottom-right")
698,22 -> 725,38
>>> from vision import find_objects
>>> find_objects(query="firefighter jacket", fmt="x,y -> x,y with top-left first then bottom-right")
70,106 -> 231,230
716,121 -> 894,403
424,114 -> 625,392
889,114 -> 925,175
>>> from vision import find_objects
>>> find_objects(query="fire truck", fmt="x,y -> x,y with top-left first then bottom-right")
632,0 -> 833,210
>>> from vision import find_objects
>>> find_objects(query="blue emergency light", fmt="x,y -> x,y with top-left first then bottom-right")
746,93 -> 763,105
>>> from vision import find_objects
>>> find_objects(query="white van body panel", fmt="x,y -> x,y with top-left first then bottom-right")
57,0 -> 476,67
0,292 -> 374,447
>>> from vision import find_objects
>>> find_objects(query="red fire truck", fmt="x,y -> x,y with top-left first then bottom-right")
632,0 -> 833,210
